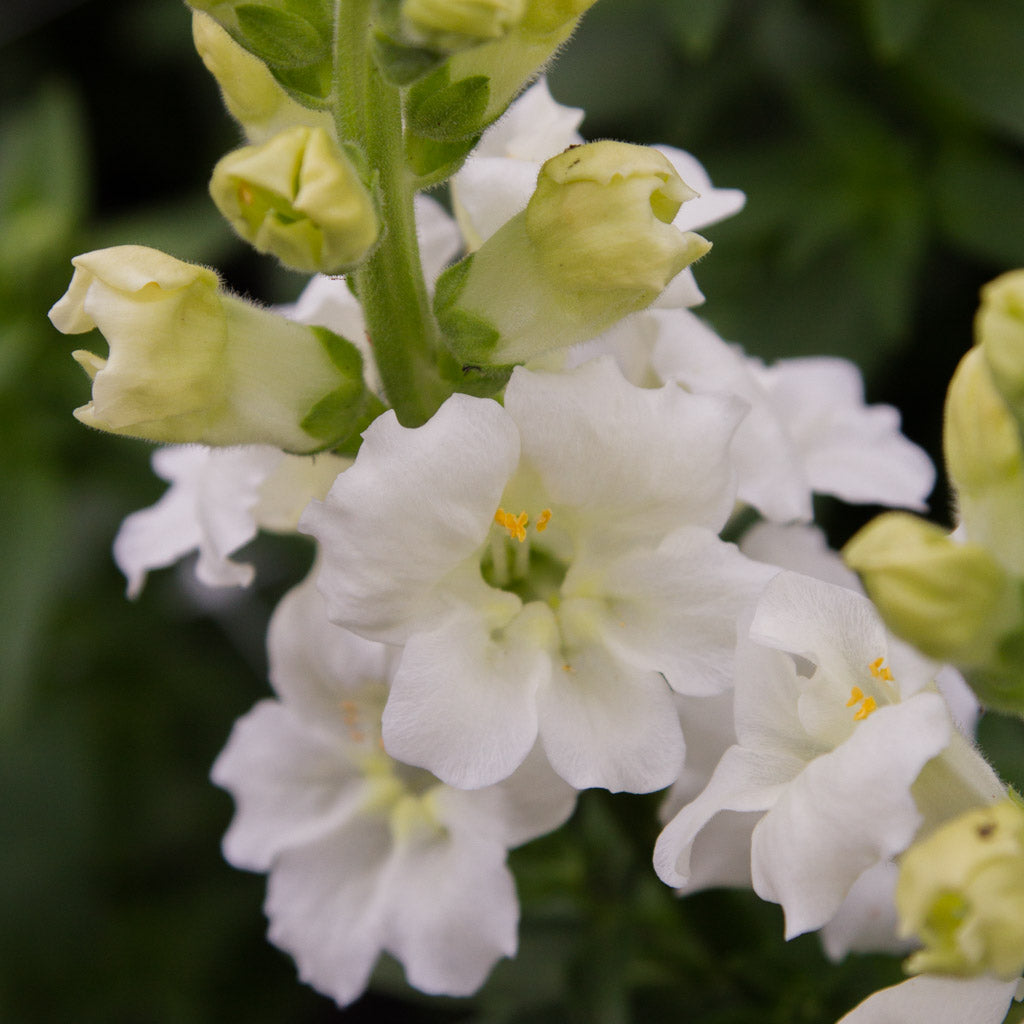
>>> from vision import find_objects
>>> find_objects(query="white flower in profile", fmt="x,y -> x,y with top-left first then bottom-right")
653,571 -> 1004,939
301,357 -> 775,794
835,975 -> 1022,1024
211,570 -> 576,1007
114,444 -> 346,596
450,79 -> 745,307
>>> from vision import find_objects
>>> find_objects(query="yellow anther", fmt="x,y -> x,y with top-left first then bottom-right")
494,507 -> 528,542
846,687 -> 878,721
536,508 -> 552,532
853,696 -> 878,720
238,182 -> 254,206
870,656 -> 894,681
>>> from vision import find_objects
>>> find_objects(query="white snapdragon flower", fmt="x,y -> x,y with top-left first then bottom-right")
835,975 -> 1022,1024
576,308 -> 934,521
301,357 -> 775,793
114,444 -> 346,596
212,570 -> 576,1007
654,571 -> 1004,940
451,79 -> 744,307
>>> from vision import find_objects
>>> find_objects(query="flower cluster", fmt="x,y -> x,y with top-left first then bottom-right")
49,5 -> 1024,1021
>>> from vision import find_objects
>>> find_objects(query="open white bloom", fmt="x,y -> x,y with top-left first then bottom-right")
212,570 -> 576,1006
654,571 -> 1003,939
114,445 -> 347,596
450,79 -> 744,307
302,357 -> 775,793
576,308 -> 934,521
835,975 -> 1022,1024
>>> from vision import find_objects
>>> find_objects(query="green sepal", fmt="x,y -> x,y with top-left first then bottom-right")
405,67 -> 491,141
437,349 -> 513,398
299,327 -> 371,444
330,392 -> 389,457
404,131 -> 480,186
234,4 -> 330,67
436,307 -> 502,363
372,34 -> 445,85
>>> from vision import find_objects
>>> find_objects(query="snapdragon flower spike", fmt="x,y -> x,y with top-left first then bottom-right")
301,357 -> 775,793
653,571 -> 1004,939
211,570 -> 576,1007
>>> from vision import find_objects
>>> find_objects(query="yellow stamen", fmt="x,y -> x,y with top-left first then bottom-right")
536,508 -> 552,532
494,507 -> 528,542
853,696 -> 878,721
846,686 -> 864,707
870,656 -> 894,681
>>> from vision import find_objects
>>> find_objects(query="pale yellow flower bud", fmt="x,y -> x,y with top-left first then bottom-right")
897,798 -> 1024,980
191,11 -> 333,142
209,126 -> 380,274
399,0 -> 527,52
944,347 -> 1024,575
49,246 -> 369,452
843,512 -> 1020,668
435,141 -> 709,367
526,140 -> 710,296
977,269 -> 1024,434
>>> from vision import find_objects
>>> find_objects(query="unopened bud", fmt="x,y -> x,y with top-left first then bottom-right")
843,512 -> 1020,668
897,798 -> 1024,980
435,140 -> 710,367
399,0 -> 527,52
977,269 -> 1024,436
49,246 -> 370,452
209,126 -> 380,274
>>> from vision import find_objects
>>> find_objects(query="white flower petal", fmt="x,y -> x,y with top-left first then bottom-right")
382,605 -> 552,789
750,693 -> 951,938
835,975 -> 1019,1024
383,832 -> 518,996
301,396 -> 520,642
506,359 -> 745,544
654,743 -> 802,887
264,820 -> 393,1006
596,527 -> 777,696
537,642 -> 684,793
820,861 -> 910,962
212,701 -> 367,871
654,145 -> 746,232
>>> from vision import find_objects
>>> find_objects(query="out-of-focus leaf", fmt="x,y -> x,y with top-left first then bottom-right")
910,0 -> 1024,142
862,0 -> 935,57
933,145 -> 1024,269
0,470 -> 67,730
664,0 -> 735,58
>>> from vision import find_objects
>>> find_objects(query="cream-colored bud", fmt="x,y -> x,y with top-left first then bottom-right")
49,246 -> 369,452
977,269 -> 1024,433
897,799 -> 1024,980
209,126 -> 380,274
944,346 -> 1024,575
191,11 -> 332,142
526,140 -> 710,296
400,0 -> 527,52
435,141 -> 709,367
843,512 -> 1020,667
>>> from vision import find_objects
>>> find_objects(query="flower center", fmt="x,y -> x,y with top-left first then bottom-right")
483,505 -> 565,604
845,658 -> 895,721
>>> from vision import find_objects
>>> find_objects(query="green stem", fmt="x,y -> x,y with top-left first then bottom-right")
334,0 -> 452,426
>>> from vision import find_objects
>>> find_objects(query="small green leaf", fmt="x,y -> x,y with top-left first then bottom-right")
404,131 -> 479,186
406,68 -> 491,141
373,33 -> 444,86
235,4 -> 329,68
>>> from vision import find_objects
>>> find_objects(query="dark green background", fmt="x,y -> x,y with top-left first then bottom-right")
2,1 -> 1024,1020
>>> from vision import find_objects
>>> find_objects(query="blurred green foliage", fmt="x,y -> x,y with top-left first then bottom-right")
2,0 -> 1024,1021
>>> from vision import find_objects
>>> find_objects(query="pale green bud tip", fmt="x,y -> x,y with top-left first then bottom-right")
400,0 -> 527,51
49,245 -> 367,452
944,347 -> 1024,497
897,798 -> 1024,980
526,140 -> 710,298
843,512 -> 1013,665
978,269 -> 1024,420
210,126 -> 380,274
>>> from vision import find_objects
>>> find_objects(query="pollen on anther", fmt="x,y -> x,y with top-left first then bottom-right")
494,507 -> 528,542
536,508 -> 552,532
846,686 -> 864,708
853,697 -> 878,721
870,656 -> 894,681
